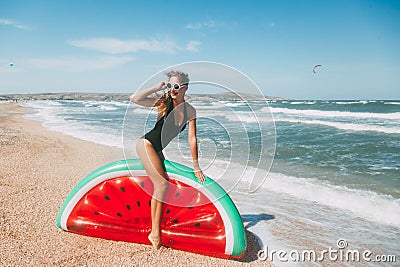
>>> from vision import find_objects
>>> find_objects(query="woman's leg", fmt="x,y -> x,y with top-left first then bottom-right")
136,139 -> 169,249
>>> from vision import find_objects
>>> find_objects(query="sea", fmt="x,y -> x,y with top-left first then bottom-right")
23,98 -> 400,266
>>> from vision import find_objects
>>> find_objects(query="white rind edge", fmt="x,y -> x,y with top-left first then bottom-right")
60,170 -> 234,255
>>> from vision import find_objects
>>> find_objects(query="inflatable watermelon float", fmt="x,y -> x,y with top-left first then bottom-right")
56,159 -> 246,258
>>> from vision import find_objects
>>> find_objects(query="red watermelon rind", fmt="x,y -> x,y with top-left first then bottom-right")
56,158 -> 246,257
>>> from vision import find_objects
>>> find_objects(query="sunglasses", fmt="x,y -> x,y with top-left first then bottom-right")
167,82 -> 189,91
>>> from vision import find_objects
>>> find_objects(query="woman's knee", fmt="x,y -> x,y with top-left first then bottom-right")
153,179 -> 169,197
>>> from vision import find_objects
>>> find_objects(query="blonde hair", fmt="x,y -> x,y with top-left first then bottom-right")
166,70 -> 189,84
155,71 -> 189,117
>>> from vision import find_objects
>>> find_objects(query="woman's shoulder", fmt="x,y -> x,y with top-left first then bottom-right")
185,102 -> 196,111
185,102 -> 197,120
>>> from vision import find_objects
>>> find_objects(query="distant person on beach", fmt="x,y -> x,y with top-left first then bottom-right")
129,71 -> 205,249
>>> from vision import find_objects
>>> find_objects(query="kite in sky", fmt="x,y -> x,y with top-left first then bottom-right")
312,64 -> 322,73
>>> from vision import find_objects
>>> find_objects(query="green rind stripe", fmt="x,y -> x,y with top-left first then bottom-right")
56,159 -> 143,228
56,159 -> 246,256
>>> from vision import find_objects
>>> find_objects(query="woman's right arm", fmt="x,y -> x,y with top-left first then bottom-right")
129,81 -> 166,107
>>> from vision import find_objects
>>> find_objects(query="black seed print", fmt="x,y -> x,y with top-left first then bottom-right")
117,213 -> 122,217
194,223 -> 200,227
94,211 -> 99,215
120,186 -> 125,192
175,192 -> 180,197
173,219 -> 178,223
104,196 -> 110,200
137,201 -> 141,207
126,205 -> 131,210
166,209 -> 171,214
140,182 -> 145,188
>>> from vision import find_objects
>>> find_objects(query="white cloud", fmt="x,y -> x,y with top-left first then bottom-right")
25,56 -> 134,72
69,38 -> 175,54
184,41 -> 201,52
69,38 -> 199,54
185,20 -> 217,30
0,18 -> 32,30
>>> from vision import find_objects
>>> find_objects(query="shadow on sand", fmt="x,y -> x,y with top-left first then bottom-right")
241,213 -> 275,229
236,213 -> 275,263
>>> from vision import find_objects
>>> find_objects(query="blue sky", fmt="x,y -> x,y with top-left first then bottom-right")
1,0 -> 399,99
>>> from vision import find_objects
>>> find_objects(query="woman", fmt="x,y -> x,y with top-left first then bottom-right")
130,71 -> 205,249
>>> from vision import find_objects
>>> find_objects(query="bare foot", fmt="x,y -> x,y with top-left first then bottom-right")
148,234 -> 162,249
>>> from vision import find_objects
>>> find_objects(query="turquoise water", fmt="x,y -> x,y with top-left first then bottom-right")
271,101 -> 400,198
24,99 -> 400,265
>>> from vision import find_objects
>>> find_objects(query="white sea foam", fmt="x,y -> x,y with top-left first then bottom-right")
107,100 -> 130,107
335,100 -> 369,105
22,101 -> 123,148
44,101 -> 62,106
263,172 -> 400,227
384,101 -> 400,105
217,109 -> 400,134
193,101 -> 225,109
132,107 -> 157,114
274,118 -> 400,134
266,107 -> 400,120
224,112 -> 265,123
47,122 -> 123,148
222,102 -> 246,107
289,101 -> 316,105
99,105 -> 118,111
84,103 -> 96,107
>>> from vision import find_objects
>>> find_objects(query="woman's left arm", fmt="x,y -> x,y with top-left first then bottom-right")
188,116 -> 205,183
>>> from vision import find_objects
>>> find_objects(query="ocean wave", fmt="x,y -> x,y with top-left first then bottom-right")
107,101 -> 130,107
201,159 -> 400,227
218,101 -> 247,107
384,101 -> 400,105
289,101 -> 316,105
261,172 -> 400,227
99,105 -> 118,111
22,101 -> 123,148
335,100 -> 369,105
266,107 -> 400,120
223,113 -> 264,123
21,100 -> 60,109
132,107 -> 157,114
274,118 -> 400,134
21,101 -> 61,122
43,100 -> 63,106
44,121 -> 123,148
193,102 -> 225,109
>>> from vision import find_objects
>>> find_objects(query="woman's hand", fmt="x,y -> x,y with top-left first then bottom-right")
194,167 -> 206,183
155,81 -> 167,92
130,81 -> 168,106
152,81 -> 168,98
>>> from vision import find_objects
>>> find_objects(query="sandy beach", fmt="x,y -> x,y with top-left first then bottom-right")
0,102 -> 272,266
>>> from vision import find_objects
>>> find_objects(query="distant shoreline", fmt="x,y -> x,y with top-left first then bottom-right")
0,92 -> 287,102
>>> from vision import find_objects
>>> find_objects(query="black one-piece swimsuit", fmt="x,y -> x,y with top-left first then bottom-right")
144,103 -> 187,152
